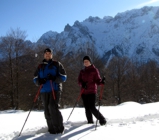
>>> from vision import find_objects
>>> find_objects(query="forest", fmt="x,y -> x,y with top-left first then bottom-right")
0,28 -> 159,110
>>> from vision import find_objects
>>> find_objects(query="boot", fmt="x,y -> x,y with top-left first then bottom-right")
99,118 -> 107,126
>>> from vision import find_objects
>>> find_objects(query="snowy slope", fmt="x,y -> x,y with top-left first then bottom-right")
37,6 -> 159,63
82,7 -> 159,57
1,101 -> 159,140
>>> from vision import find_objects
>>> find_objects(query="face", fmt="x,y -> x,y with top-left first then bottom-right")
44,52 -> 52,60
83,60 -> 91,67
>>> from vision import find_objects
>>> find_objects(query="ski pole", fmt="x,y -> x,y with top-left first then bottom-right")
50,80 -> 61,133
95,84 -> 104,130
18,84 -> 43,137
66,88 -> 85,122
50,80 -> 56,100
50,80 -> 65,134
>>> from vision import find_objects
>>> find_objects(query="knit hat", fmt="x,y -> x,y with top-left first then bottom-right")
44,48 -> 53,54
83,55 -> 92,63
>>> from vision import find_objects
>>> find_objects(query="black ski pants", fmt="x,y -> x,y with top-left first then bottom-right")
40,91 -> 63,133
82,93 -> 105,123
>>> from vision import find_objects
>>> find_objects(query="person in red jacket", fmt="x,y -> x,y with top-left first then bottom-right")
78,55 -> 106,125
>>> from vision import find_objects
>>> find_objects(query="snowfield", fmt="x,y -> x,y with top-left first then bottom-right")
1,101 -> 159,140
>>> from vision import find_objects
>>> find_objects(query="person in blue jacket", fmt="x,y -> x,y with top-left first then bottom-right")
33,48 -> 67,134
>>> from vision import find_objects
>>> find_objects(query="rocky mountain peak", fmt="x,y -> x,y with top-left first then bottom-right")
36,6 -> 159,64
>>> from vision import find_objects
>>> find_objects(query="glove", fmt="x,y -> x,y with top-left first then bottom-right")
82,82 -> 87,89
101,76 -> 105,84
39,78 -> 47,85
47,74 -> 56,81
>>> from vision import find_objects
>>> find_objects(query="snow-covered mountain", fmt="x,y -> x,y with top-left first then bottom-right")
37,6 -> 159,63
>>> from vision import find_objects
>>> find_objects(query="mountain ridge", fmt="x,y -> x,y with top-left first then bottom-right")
37,6 -> 159,64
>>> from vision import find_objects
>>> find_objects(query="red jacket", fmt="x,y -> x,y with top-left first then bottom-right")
78,65 -> 102,94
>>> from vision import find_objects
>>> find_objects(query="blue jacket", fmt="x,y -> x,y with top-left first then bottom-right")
33,59 -> 67,93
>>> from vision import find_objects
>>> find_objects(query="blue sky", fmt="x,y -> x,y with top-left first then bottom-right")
0,0 -> 159,42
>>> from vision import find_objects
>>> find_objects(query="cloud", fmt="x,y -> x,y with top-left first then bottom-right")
136,0 -> 159,8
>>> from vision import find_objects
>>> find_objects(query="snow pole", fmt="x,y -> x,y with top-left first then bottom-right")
18,84 -> 43,137
95,84 -> 104,130
50,80 -> 61,133
66,88 -> 85,122
50,80 -> 56,100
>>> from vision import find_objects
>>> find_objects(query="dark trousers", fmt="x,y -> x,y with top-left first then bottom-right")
82,93 -> 105,123
41,91 -> 63,133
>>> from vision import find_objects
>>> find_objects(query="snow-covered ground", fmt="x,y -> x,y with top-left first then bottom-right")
1,101 -> 159,140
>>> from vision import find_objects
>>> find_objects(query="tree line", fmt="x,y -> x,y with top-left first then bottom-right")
0,28 -> 159,110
